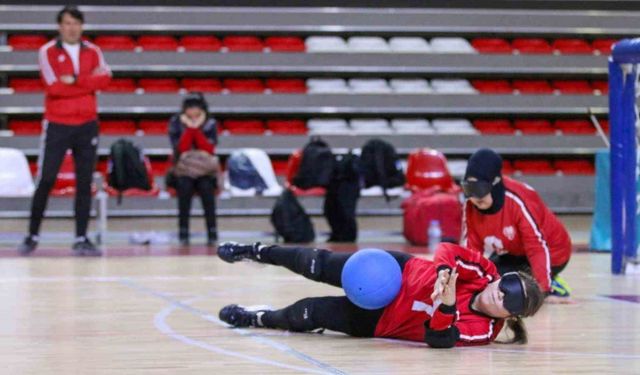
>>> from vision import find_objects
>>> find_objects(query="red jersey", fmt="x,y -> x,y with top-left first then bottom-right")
39,39 -> 111,125
463,177 -> 572,292
374,243 -> 505,347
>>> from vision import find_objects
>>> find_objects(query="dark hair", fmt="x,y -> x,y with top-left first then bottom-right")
497,272 -> 544,345
57,6 -> 84,24
182,92 -> 209,114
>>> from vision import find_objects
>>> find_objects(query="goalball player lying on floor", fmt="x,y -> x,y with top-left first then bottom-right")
216,242 -> 544,348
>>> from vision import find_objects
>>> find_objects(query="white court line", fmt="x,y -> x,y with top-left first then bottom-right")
0,275 -> 306,283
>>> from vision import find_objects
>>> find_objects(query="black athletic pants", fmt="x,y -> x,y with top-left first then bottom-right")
176,176 -> 217,238
489,253 -> 568,278
29,120 -> 98,238
257,246 -> 412,337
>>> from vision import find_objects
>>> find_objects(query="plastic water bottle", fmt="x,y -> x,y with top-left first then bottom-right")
428,220 -> 442,252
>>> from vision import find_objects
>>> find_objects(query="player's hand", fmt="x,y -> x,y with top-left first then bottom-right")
60,75 -> 75,84
430,269 -> 450,302
180,114 -> 198,129
440,268 -> 458,306
191,112 -> 206,128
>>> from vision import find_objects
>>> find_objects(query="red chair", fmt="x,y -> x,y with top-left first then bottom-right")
100,120 -> 137,135
513,119 -> 555,134
512,79 -> 554,94
471,79 -> 513,94
552,80 -> 593,94
139,78 -> 180,93
502,160 -> 514,175
285,149 -> 326,196
512,38 -> 553,54
265,78 -> 307,93
598,119 -> 610,134
264,36 -> 306,52
554,119 -> 595,135
104,156 -> 160,196
9,78 -> 43,92
553,159 -> 595,175
103,78 -> 137,93
222,36 -> 264,52
181,78 -> 223,93
223,78 -> 265,93
8,34 -> 48,50
137,35 -> 179,51
272,160 -> 289,176
180,36 -> 222,52
472,119 -> 514,134
223,119 -> 265,134
552,39 -> 593,54
592,39 -> 618,55
513,159 -> 555,175
93,35 -> 136,51
9,120 -> 42,135
591,80 -> 609,95
470,38 -> 512,54
405,148 -> 455,193
139,119 -> 168,135
50,151 -> 77,196
150,158 -> 172,177
267,119 -> 307,135
95,159 -> 108,175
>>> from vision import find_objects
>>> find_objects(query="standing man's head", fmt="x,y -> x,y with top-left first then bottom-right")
463,148 -> 505,213
57,6 -> 84,44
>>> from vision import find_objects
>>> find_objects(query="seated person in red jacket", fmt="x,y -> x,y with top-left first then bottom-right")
216,241 -> 544,348
461,148 -> 573,303
168,93 -> 218,245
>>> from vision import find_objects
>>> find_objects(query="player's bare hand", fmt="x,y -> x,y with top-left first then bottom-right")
440,268 -> 458,306
430,269 -> 450,301
60,75 -> 75,84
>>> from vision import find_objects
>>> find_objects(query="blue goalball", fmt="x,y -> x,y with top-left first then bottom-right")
341,248 -> 403,310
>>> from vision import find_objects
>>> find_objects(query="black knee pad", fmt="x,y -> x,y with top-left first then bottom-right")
286,298 -> 318,332
294,248 -> 329,281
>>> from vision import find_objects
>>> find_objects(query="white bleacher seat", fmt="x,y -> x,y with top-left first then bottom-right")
389,78 -> 432,94
0,148 -> 34,197
391,118 -> 435,134
347,36 -> 390,52
430,37 -> 477,54
431,79 -> 478,94
307,118 -> 351,135
305,36 -> 349,52
388,37 -> 432,53
350,118 -> 393,134
307,78 -> 350,94
432,118 -> 479,135
348,78 -> 392,94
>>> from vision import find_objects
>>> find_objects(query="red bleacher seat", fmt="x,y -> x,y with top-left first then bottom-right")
265,78 -> 307,93
222,36 -> 264,52
137,35 -> 179,51
139,119 -> 168,135
93,35 -> 136,51
9,120 -> 42,135
266,119 -> 307,135
9,78 -> 43,92
139,78 -> 180,93
513,119 -> 555,134
264,36 -> 306,52
513,159 -> 555,175
103,78 -> 137,93
223,78 -> 265,93
405,148 -> 455,193
8,34 -> 48,50
552,80 -> 593,94
554,159 -> 595,175
150,159 -> 172,176
471,80 -> 513,94
552,39 -> 593,54
181,78 -> 223,93
51,151 -> 77,196
180,36 -> 222,52
592,39 -> 618,55
104,156 -> 159,196
554,119 -> 595,135
502,160 -> 514,175
95,159 -> 108,175
470,38 -> 513,54
223,119 -> 265,134
591,80 -> 609,95
512,38 -> 553,54
472,119 -> 515,134
286,150 -> 326,196
100,120 -> 137,135
598,119 -> 610,133
512,80 -> 554,94
271,160 -> 289,176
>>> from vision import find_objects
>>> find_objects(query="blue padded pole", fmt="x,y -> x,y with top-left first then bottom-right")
609,59 -> 625,274
621,65 -> 638,263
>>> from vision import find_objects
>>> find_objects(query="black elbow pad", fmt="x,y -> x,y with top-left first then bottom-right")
424,326 -> 460,349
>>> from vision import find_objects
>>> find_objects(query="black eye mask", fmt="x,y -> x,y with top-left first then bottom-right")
498,272 -> 526,316
462,179 -> 493,198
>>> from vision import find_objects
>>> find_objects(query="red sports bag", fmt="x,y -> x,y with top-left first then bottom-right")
402,187 -> 463,246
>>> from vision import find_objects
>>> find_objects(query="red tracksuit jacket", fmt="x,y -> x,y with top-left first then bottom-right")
39,39 -> 111,125
463,177 -> 572,293
375,243 -> 504,347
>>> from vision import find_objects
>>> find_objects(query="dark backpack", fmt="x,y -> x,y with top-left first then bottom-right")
360,138 -> 405,201
227,151 -> 268,192
324,152 -> 361,242
108,139 -> 151,203
293,137 -> 335,189
271,189 -> 315,243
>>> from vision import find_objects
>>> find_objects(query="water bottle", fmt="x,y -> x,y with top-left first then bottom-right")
428,220 -> 442,252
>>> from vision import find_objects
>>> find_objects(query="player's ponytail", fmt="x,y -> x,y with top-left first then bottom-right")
497,272 -> 544,345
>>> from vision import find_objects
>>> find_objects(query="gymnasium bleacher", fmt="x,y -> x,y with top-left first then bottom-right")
0,5 -> 625,217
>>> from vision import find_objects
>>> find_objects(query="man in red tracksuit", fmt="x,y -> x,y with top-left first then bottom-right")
18,6 -> 111,256
461,148 -> 573,301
